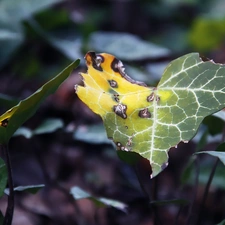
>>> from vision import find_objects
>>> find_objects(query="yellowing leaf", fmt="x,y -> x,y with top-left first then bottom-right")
75,52 -> 225,178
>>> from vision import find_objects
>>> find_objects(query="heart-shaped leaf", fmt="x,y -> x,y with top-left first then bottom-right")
75,52 -> 225,177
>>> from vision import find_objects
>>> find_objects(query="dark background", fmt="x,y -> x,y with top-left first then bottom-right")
0,0 -> 225,224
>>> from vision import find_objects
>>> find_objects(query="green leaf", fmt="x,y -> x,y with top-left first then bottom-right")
14,118 -> 64,138
0,158 -> 7,197
0,94 -> 19,108
0,22 -> 24,68
202,115 -> 224,136
88,32 -> 170,60
29,20 -> 83,60
0,0 -> 64,68
76,52 -> 225,178
0,59 -> 80,144
4,184 -> 45,195
213,110 -> 225,122
0,0 -> 64,22
73,124 -> 112,144
70,186 -> 127,212
196,151 -> 225,166
33,118 -> 64,135
189,17 -> 225,51
195,142 -> 225,166
216,219 -> 225,225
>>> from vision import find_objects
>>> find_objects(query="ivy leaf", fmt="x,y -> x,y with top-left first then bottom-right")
75,52 -> 225,178
0,59 -> 79,144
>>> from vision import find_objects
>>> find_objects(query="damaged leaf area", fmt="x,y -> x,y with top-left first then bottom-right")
75,51 -> 225,178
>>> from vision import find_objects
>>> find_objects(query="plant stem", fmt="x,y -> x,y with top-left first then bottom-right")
2,144 -> 14,225
134,158 -> 163,225
185,157 -> 199,225
196,157 -> 219,225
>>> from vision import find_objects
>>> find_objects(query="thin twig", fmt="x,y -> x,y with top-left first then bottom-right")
196,123 -> 225,224
2,144 -> 14,225
134,159 -> 163,225
185,156 -> 199,225
196,157 -> 219,225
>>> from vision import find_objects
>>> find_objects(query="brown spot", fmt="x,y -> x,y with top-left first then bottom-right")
113,103 -> 127,119
1,118 -> 9,127
199,54 -> 210,62
108,80 -> 118,88
111,58 -> 147,87
86,52 -> 104,71
147,92 -> 154,102
111,58 -> 123,74
114,95 -> 120,102
138,108 -> 151,118
155,96 -> 160,102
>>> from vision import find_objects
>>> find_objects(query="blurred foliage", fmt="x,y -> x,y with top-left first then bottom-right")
0,59 -> 79,144
189,17 -> 225,51
14,118 -> 64,138
0,0 -> 64,69
4,184 -> 45,195
70,186 -> 127,212
0,158 -> 7,198
0,0 -> 225,224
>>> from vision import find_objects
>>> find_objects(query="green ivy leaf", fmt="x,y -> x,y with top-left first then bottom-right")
76,52 -> 225,177
0,59 -> 80,144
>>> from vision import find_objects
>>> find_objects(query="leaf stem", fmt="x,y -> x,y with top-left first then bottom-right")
185,156 -> 199,225
133,158 -> 163,225
196,157 -> 219,225
2,144 -> 14,225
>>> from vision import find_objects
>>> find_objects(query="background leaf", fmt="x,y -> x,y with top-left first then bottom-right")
0,0 -> 64,68
73,124 -> 112,144
14,118 -> 64,138
70,186 -> 127,212
196,150 -> 225,166
4,184 -> 45,195
88,32 -> 170,60
0,59 -> 79,144
0,158 -> 7,198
